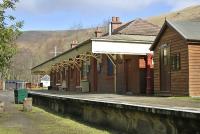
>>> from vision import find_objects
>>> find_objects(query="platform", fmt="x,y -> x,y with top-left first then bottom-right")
28,90 -> 200,133
29,90 -> 200,116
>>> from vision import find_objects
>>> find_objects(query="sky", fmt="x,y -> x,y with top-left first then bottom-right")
6,0 -> 200,31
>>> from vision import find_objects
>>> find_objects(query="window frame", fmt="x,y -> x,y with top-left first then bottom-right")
171,53 -> 181,71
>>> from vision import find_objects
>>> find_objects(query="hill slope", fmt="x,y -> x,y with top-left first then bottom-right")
11,5 -> 200,82
12,28 -> 106,81
148,5 -> 200,26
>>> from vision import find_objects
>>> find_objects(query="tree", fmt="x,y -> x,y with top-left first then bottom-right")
0,0 -> 23,79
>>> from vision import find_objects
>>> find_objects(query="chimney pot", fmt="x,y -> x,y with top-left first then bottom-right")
95,27 -> 102,37
111,16 -> 122,32
112,17 -> 116,22
116,17 -> 120,22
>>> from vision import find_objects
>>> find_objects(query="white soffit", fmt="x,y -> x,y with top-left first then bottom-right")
92,41 -> 152,55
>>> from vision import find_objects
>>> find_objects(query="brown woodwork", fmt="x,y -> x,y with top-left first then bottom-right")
153,25 -> 189,96
160,45 -> 171,91
125,59 -> 132,92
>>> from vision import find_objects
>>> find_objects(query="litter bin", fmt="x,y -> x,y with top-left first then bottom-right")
14,89 -> 28,104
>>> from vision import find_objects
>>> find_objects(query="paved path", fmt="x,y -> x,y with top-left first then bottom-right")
30,90 -> 200,113
0,90 -> 41,134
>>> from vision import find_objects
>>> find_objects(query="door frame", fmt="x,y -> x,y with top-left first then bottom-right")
160,44 -> 171,91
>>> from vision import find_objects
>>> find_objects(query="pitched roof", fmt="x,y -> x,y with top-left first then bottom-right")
169,21 -> 200,41
112,18 -> 160,36
150,20 -> 200,50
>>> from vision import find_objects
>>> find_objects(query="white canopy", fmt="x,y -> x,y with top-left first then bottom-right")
92,40 -> 152,55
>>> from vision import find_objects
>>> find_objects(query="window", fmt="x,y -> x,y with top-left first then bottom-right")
163,47 -> 168,65
81,62 -> 88,80
160,44 -> 170,66
171,53 -> 180,71
107,58 -> 113,76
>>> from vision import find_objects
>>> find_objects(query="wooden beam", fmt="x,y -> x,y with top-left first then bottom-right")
31,42 -> 92,75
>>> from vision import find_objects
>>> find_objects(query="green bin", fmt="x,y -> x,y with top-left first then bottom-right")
14,89 -> 28,104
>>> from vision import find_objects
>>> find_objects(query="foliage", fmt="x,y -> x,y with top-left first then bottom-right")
0,0 -> 23,79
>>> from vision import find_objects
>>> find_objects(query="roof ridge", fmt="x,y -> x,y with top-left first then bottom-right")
112,19 -> 136,34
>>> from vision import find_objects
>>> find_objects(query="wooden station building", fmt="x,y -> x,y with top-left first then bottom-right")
32,17 -> 160,95
150,20 -> 200,96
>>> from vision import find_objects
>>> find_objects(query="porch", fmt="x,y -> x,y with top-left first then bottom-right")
32,35 -> 155,95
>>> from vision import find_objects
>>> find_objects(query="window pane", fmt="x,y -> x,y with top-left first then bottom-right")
81,62 -> 87,80
163,48 -> 167,65
107,58 -> 113,76
176,53 -> 180,70
171,53 -> 180,71
171,55 -> 175,70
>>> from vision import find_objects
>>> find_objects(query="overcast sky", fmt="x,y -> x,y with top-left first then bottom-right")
7,0 -> 200,31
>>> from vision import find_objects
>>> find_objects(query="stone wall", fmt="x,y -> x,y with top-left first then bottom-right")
29,93 -> 200,134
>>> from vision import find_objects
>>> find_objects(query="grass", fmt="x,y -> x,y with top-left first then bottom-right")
24,106 -> 110,134
0,127 -> 22,134
0,105 -> 111,134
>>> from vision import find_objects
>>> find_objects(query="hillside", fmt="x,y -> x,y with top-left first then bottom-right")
148,5 -> 200,26
12,28 -> 106,81
11,5 -> 200,82
16,29 -> 98,63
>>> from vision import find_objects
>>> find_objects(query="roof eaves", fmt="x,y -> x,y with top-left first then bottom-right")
31,38 -> 92,70
149,20 -> 168,51
91,38 -> 153,44
186,38 -> 200,43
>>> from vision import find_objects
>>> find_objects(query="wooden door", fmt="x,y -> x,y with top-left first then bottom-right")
125,59 -> 132,92
160,45 -> 171,91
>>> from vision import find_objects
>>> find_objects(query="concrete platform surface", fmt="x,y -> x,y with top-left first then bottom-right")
29,90 -> 200,114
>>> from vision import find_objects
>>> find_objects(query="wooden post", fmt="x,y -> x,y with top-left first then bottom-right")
106,54 -> 117,93
146,53 -> 153,95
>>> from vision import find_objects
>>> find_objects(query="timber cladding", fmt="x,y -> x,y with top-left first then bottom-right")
188,44 -> 200,96
153,25 -> 189,96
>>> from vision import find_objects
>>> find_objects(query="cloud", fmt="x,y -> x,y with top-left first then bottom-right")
15,0 -> 200,15
15,0 -> 157,14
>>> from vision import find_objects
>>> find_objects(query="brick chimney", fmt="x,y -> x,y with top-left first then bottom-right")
94,27 -> 102,37
111,17 -> 122,32
71,40 -> 78,48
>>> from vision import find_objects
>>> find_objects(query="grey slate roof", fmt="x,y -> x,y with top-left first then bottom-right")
168,20 -> 200,41
150,20 -> 200,50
